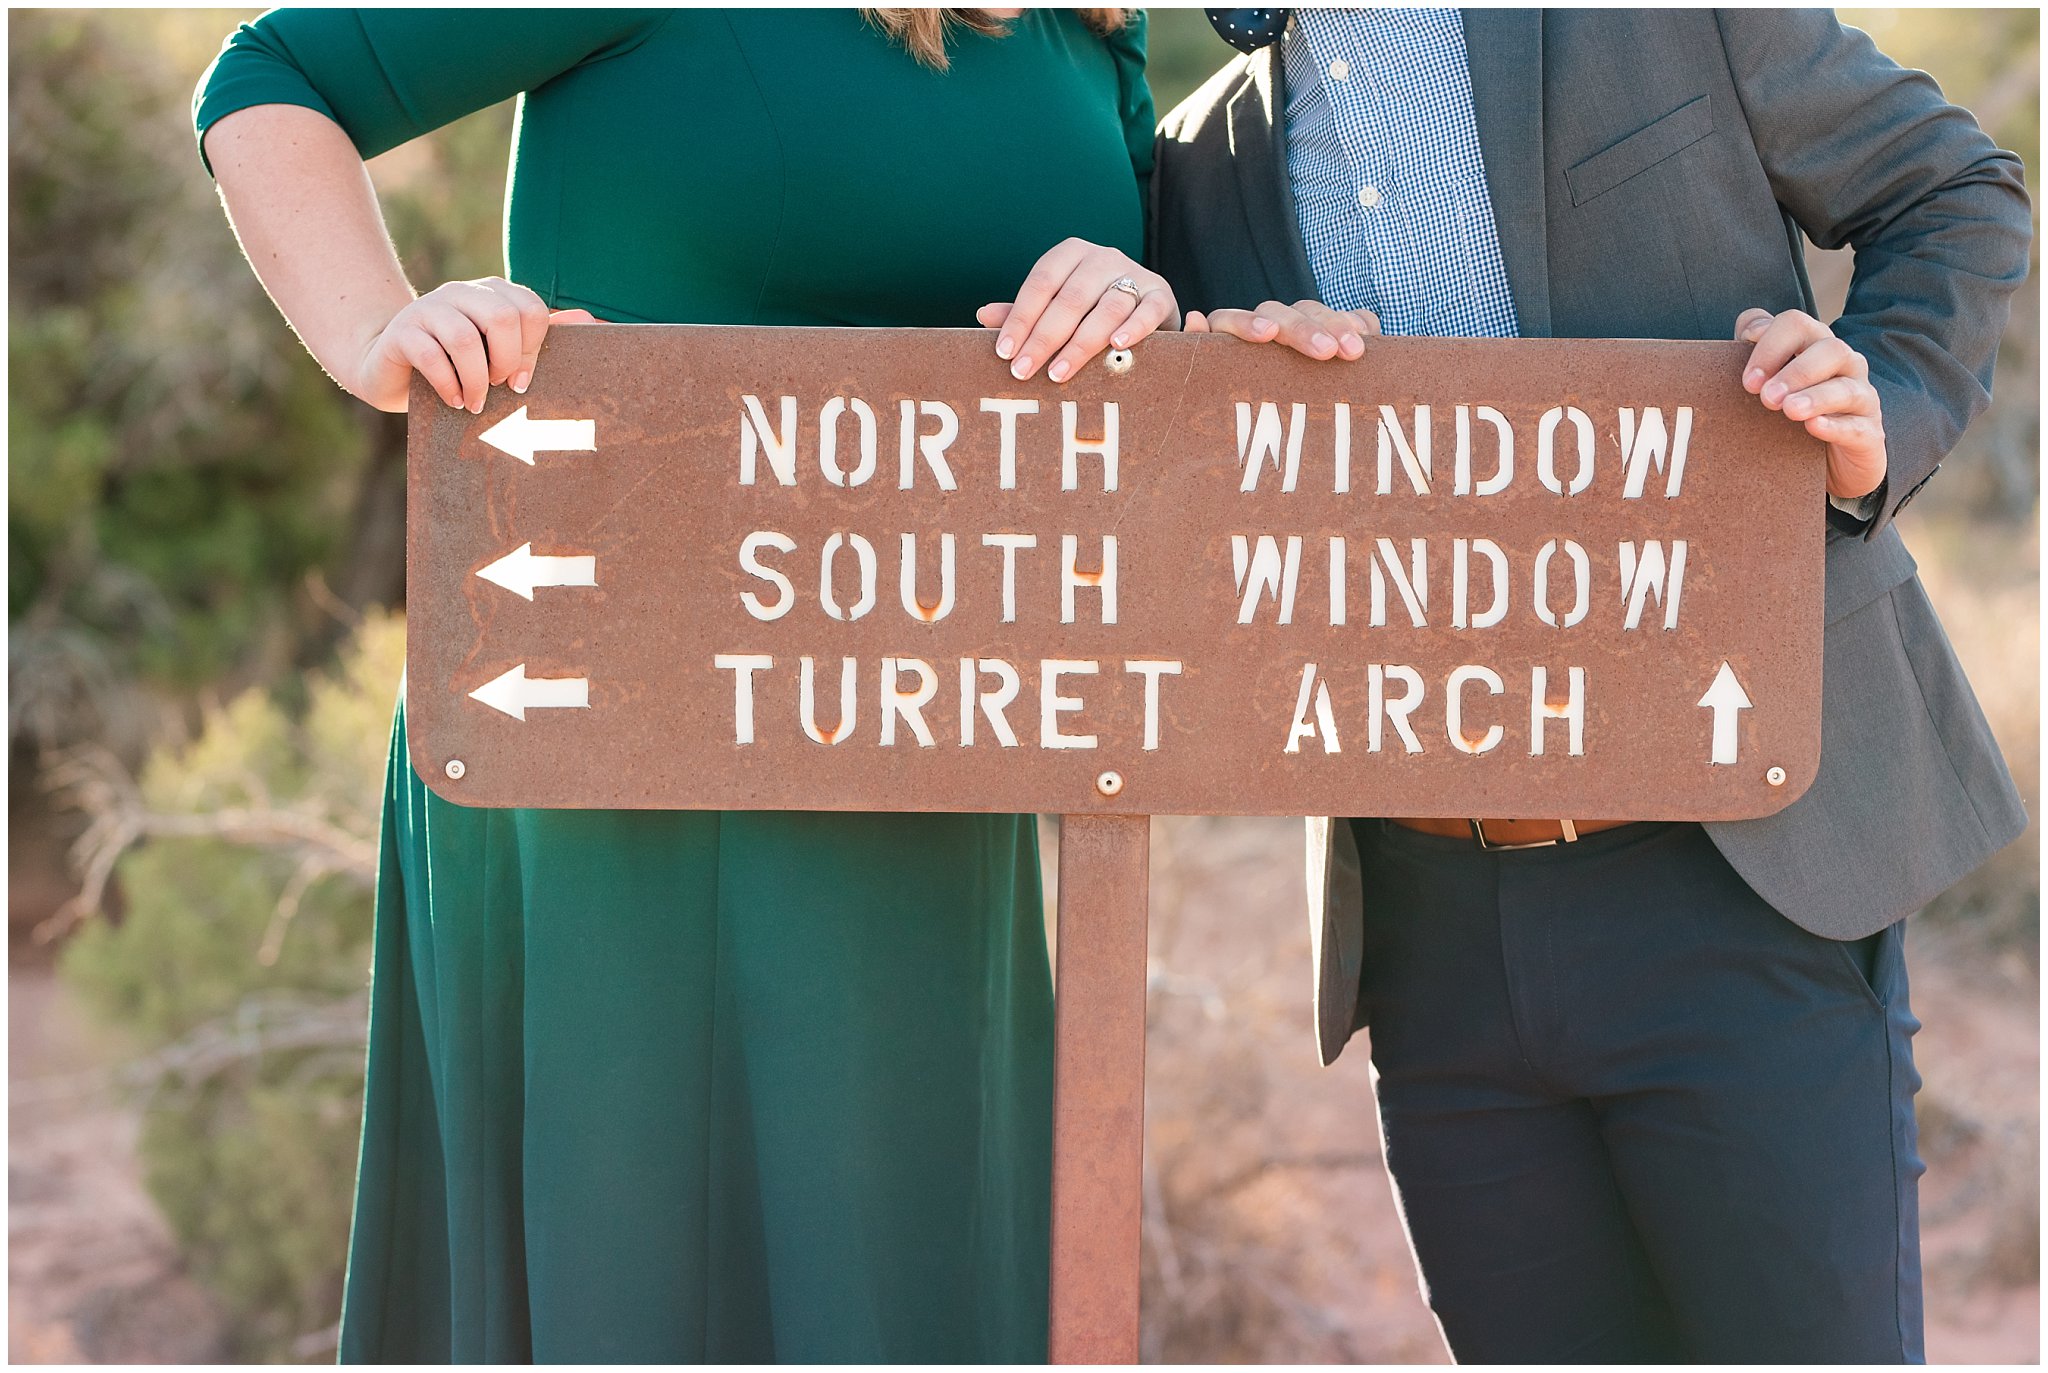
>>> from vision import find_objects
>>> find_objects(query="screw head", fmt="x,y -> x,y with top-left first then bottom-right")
445,759 -> 467,780
1766,765 -> 1787,787
1105,348 -> 1134,374
1095,770 -> 1124,798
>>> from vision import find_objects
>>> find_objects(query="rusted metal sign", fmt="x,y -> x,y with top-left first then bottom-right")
406,326 -> 1824,819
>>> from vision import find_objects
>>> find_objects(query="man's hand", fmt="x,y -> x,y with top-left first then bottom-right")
1735,308 -> 1888,501
1186,299 -> 1382,359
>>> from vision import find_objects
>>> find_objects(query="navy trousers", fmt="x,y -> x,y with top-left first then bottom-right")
1350,818 -> 1925,1363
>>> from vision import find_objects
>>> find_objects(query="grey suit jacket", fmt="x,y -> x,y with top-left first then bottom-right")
1151,8 -> 2032,1065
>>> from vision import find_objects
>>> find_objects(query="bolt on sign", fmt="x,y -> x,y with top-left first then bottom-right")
406,327 -> 1825,819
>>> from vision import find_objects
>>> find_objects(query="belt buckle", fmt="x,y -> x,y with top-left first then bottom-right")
1469,818 -> 1580,851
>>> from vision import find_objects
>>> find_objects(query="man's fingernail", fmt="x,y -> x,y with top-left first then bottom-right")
512,370 -> 531,394
997,336 -> 1016,360
1312,331 -> 1336,353
1048,360 -> 1070,382
1762,381 -> 1787,404
1785,397 -> 1810,418
1341,335 -> 1364,357
1254,317 -> 1277,334
1112,332 -> 1130,348
1744,367 -> 1764,388
1011,356 -> 1033,380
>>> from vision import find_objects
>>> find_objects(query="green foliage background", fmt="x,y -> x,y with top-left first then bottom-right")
10,9 -> 510,1357
10,7 -> 2037,1361
8,11 -> 511,771
61,614 -> 399,1356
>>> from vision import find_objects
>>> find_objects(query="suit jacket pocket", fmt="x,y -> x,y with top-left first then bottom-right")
1566,95 -> 1715,206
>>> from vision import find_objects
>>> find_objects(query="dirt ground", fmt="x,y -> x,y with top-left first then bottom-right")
8,964 -> 228,1363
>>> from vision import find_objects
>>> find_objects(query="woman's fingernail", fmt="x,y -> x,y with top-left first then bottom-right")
1011,355 -> 1033,380
512,370 -> 531,394
1112,332 -> 1130,348
1048,360 -> 1070,382
996,336 -> 1017,361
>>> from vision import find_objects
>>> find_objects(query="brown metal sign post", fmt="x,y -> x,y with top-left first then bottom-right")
1048,813 -> 1150,1363
406,326 -> 1826,1360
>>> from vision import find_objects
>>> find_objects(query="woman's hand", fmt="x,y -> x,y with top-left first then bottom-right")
1185,299 -> 1381,359
1734,307 -> 1887,501
976,238 -> 1177,383
206,109 -> 595,416
351,276 -> 595,414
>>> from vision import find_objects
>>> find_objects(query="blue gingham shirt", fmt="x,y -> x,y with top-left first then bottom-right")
1282,9 -> 1520,339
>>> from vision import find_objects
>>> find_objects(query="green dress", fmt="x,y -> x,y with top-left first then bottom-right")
193,10 -> 1152,1362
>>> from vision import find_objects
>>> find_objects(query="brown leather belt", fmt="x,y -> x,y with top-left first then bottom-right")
1389,817 -> 1636,851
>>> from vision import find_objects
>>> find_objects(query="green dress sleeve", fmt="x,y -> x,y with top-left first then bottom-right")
191,8 -> 669,175
1103,9 -> 1156,183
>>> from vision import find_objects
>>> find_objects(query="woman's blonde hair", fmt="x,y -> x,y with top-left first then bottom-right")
862,9 -> 1130,71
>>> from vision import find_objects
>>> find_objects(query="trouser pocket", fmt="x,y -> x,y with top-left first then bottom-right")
1831,920 -> 1902,1011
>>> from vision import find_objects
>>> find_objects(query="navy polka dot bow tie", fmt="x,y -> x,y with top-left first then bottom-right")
1206,8 -> 1291,53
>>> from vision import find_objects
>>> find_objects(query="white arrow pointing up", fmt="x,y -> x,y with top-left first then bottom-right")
474,542 -> 597,600
1697,661 -> 1753,765
468,664 -> 590,721
479,406 -> 596,464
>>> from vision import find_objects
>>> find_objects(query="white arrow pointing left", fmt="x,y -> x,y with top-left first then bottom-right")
1697,661 -> 1753,765
475,543 -> 597,600
468,664 -> 590,721
479,406 -> 596,464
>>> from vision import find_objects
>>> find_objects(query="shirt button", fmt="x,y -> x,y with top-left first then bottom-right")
1328,57 -> 1349,81
1358,184 -> 1383,210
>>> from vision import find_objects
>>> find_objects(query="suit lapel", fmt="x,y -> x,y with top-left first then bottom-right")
1461,8 -> 1552,337
1225,47 -> 1319,305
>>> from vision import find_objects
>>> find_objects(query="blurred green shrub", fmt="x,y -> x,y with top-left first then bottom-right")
14,7 -> 507,1359
9,10 -> 512,773
9,11 -> 368,762
59,610 -> 401,1360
